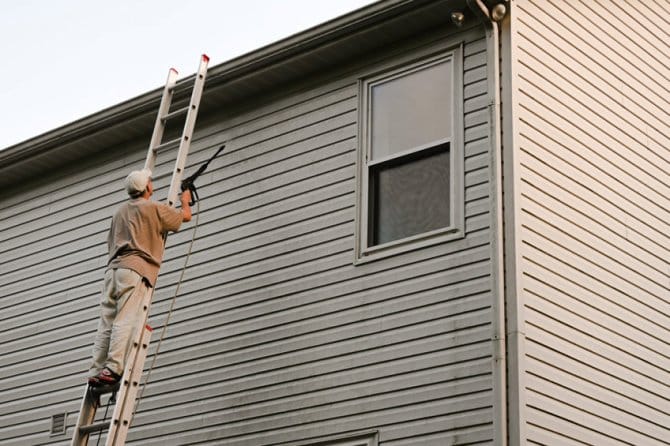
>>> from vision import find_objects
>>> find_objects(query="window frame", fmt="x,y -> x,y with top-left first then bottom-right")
355,45 -> 465,263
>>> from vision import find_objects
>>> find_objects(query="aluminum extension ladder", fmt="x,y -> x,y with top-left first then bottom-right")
71,54 -> 210,446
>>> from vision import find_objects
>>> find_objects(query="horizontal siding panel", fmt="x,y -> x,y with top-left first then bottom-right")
526,341 -> 670,420
155,232 -> 491,325
144,348 -> 493,417
0,145 -> 136,222
521,230 -> 669,329
521,196 -> 668,304
463,36 -> 486,58
0,333 -> 492,444
527,406 -> 633,446
0,100 -> 358,258
526,380 -> 667,446
518,130 -> 669,250
127,384 -> 492,445
516,67 -> 670,213
518,3 -> 670,145
517,158 -> 667,267
149,274 -> 493,362
142,327 -> 492,415
1,324 -> 490,422
521,197 -> 669,297
146,296 -> 492,378
128,393 -> 492,446
132,362 -> 492,431
525,313 -> 670,408
0,165 -> 354,310
2,356 -> 491,439
566,1 -> 669,71
464,79 -> 487,105
524,286 -> 668,379
144,261 -> 492,363
523,261 -> 669,356
0,189 -> 354,333
521,216 -> 669,309
1,129 -> 356,280
518,151 -> 668,278
515,29 -> 669,174
518,0 -> 670,119
527,358 -> 670,441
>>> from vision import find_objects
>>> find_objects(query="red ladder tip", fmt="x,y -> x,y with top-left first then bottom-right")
202,54 -> 210,63
145,324 -> 154,331
170,67 -> 178,74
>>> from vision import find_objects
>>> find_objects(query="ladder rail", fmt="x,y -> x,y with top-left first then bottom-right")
105,324 -> 153,446
166,54 -> 209,207
70,384 -> 99,445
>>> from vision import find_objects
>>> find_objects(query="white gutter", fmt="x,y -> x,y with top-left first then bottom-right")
466,1 -> 508,445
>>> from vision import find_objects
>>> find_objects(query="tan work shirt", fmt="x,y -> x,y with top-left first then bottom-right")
107,198 -> 183,287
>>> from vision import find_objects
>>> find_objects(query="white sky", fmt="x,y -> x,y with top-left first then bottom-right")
0,0 -> 375,150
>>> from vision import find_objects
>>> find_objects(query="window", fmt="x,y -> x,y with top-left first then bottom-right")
356,47 -> 464,261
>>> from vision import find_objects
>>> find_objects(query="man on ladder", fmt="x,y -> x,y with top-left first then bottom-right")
87,170 -> 192,387
72,54 -> 209,446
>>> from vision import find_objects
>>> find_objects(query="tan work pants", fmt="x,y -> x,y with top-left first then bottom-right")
89,268 -> 151,377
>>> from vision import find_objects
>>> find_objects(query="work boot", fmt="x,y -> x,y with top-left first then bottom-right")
89,367 -> 122,387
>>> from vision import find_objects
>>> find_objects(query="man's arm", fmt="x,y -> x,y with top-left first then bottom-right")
181,189 -> 192,222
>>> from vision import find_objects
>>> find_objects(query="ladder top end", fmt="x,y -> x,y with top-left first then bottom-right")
202,54 -> 210,63
170,67 -> 178,74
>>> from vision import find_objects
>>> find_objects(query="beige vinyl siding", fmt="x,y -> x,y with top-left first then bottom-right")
510,0 -> 670,443
0,28 -> 495,445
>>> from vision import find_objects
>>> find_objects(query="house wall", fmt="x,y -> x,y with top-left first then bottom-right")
505,0 -> 670,443
0,24 -> 497,445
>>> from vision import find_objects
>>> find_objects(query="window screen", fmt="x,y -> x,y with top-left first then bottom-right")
369,143 -> 450,246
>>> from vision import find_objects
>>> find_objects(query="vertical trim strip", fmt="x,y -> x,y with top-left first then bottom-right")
500,1 -> 528,444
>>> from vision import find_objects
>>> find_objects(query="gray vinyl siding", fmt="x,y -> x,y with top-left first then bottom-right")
0,27 -> 496,446
510,0 -> 670,444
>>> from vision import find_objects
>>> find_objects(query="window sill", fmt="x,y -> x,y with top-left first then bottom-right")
354,225 -> 464,265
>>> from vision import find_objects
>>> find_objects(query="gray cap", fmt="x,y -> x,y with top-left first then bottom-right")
124,169 -> 152,197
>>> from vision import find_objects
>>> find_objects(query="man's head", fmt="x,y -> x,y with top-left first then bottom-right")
124,169 -> 153,198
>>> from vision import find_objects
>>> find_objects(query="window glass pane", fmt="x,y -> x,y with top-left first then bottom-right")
369,145 -> 450,246
370,60 -> 452,161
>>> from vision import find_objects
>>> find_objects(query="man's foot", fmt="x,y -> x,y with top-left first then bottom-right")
89,367 -> 122,386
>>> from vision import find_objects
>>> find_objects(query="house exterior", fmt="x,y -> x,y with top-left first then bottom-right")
1,0 -> 668,445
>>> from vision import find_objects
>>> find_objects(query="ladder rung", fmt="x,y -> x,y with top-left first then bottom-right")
161,106 -> 190,123
79,420 -> 111,434
153,137 -> 182,152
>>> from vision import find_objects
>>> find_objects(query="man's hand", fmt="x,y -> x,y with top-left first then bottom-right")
180,189 -> 192,222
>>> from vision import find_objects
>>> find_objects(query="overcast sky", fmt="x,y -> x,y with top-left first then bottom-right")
0,0 -> 375,150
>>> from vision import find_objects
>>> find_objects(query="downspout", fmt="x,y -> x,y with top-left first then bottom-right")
465,1 -> 508,445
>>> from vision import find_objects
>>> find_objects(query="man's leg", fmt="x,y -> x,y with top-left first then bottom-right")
105,268 -> 150,376
89,269 -> 116,378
